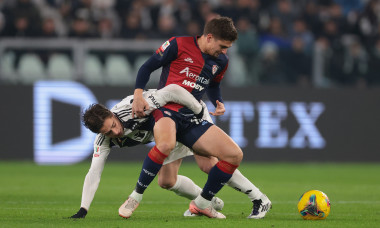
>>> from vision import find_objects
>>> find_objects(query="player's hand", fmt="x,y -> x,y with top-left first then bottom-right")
70,207 -> 87,219
132,89 -> 150,118
209,100 -> 225,116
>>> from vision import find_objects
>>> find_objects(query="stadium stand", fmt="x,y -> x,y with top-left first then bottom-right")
0,0 -> 379,88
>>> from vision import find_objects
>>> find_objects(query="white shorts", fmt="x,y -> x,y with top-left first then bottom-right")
163,142 -> 194,165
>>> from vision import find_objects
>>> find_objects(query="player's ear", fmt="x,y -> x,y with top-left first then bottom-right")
206,34 -> 213,42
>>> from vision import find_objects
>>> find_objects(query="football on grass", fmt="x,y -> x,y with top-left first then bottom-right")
297,190 -> 331,220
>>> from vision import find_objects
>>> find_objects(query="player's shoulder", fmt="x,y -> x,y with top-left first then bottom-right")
216,53 -> 229,67
94,133 -> 110,147
169,36 -> 196,46
157,37 -> 180,54
168,36 -> 192,41
157,36 -> 195,56
174,36 -> 194,40
219,53 -> 229,62
110,95 -> 133,112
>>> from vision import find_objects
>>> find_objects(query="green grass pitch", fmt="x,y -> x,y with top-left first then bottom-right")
0,161 -> 379,227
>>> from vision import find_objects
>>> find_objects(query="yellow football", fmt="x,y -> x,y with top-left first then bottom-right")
297,190 -> 331,220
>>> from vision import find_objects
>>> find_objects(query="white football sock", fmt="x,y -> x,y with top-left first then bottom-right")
194,194 -> 211,209
168,175 -> 202,200
226,169 -> 263,201
129,190 -> 143,202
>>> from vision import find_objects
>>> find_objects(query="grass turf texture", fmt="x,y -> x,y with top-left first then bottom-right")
0,161 -> 379,228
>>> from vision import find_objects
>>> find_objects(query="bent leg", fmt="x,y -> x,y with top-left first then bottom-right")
195,154 -> 263,200
160,158 -> 224,212
193,144 -> 269,218
158,159 -> 182,189
133,117 -> 177,195
190,125 -> 243,211
194,154 -> 218,174
154,117 -> 177,155
159,159 -> 202,200
227,169 -> 263,201
192,125 -> 243,166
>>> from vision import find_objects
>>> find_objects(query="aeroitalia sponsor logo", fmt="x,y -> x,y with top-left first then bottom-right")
179,67 -> 210,84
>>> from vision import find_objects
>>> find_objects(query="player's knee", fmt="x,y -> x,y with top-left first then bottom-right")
226,147 -> 243,166
156,142 -> 175,155
235,148 -> 243,163
198,161 -> 214,174
157,178 -> 175,189
236,148 -> 243,161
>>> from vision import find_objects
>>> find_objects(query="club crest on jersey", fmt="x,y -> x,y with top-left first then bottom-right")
212,65 -> 219,75
159,40 -> 170,52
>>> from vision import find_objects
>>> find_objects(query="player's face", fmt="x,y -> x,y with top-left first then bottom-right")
206,35 -> 233,57
99,115 -> 124,138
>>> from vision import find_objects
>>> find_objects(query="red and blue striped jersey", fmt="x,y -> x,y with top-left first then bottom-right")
135,36 -> 229,113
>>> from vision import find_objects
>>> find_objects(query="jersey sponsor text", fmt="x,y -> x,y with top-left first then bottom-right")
182,80 -> 205,91
179,67 -> 210,84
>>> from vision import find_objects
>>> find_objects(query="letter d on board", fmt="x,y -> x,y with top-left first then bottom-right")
34,81 -> 97,164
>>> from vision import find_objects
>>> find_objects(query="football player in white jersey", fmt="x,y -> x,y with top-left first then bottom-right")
70,84 -> 271,219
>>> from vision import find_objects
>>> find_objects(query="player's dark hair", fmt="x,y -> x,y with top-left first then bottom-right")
203,16 -> 238,42
82,104 -> 113,133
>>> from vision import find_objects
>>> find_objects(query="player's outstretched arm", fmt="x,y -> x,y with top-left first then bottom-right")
70,207 -> 87,218
69,135 -> 111,219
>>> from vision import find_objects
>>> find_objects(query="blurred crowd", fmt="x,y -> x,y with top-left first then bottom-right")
1,0 -> 380,87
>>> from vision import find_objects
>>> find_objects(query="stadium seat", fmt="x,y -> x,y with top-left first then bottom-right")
105,54 -> 134,86
47,54 -> 74,81
0,51 -> 18,84
18,53 -> 46,84
83,54 -> 105,85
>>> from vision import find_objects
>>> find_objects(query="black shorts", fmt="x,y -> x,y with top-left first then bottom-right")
151,107 -> 213,148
